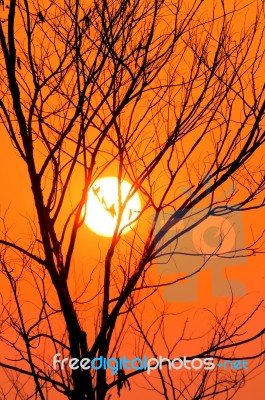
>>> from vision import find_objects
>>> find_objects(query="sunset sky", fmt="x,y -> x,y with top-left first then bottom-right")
0,0 -> 265,399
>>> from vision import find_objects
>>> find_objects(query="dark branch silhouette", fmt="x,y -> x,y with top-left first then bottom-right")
0,0 -> 264,399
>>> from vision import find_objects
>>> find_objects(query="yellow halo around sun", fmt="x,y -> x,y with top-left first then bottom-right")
84,177 -> 141,237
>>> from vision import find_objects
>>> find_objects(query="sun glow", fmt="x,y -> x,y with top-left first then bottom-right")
84,177 -> 141,237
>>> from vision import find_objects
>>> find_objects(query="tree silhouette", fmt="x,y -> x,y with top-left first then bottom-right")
0,0 -> 265,399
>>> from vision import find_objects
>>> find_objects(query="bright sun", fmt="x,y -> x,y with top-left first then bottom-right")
84,177 -> 141,237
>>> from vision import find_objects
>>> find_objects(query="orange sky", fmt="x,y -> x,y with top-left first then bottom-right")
1,127 -> 265,397
0,0 -> 265,399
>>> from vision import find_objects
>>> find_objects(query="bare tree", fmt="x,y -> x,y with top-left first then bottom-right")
0,0 -> 265,399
